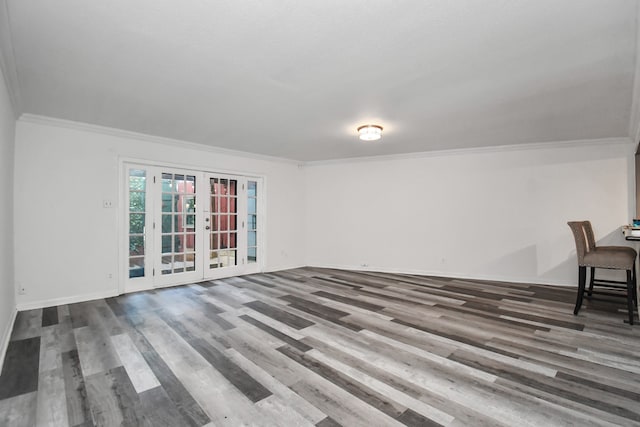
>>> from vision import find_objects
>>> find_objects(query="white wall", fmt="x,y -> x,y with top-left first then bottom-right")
0,63 -> 16,365
14,118 -> 306,308
304,140 -> 634,286
12,114 -> 636,310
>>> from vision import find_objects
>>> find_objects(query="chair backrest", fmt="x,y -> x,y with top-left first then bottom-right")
567,221 -> 597,265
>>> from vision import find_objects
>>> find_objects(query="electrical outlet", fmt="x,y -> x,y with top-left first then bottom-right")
103,199 -> 113,208
107,273 -> 113,279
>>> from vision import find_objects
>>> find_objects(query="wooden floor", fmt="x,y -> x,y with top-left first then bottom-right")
1,268 -> 640,427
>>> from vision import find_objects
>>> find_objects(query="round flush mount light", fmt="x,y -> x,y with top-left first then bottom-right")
357,124 -> 383,141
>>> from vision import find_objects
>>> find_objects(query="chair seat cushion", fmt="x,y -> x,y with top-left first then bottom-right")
582,246 -> 637,269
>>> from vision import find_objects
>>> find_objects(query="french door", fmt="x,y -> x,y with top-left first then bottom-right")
125,164 -> 262,292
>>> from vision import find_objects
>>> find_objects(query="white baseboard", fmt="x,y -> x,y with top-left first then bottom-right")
13,264 -> 572,312
264,264 -> 307,274
305,263 -> 575,287
0,308 -> 18,372
14,266 -> 305,311
16,289 -> 120,311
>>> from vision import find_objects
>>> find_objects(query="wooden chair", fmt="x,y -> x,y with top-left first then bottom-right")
567,221 -> 637,324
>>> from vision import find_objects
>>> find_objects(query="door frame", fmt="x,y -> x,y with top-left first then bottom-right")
118,157 -> 266,294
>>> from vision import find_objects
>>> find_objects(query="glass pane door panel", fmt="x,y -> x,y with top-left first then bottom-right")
185,233 -> 196,251
247,180 -> 258,263
247,215 -> 257,229
129,236 -> 144,256
128,169 -> 147,278
247,247 -> 257,262
129,192 -> 145,211
160,172 -> 198,276
247,181 -> 257,197
185,253 -> 195,272
129,214 -> 145,234
162,236 -> 171,253
208,177 -> 239,271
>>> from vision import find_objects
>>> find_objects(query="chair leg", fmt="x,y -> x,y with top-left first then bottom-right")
587,267 -> 595,298
574,266 -> 586,315
627,269 -> 634,325
634,264 -> 638,308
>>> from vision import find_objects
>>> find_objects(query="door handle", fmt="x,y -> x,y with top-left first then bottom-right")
205,226 -> 210,230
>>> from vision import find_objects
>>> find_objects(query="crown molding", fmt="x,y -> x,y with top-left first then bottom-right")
0,51 -> 19,118
628,1 -> 640,145
18,113 -> 303,166
17,114 -> 633,168
303,137 -> 633,167
0,0 -> 22,117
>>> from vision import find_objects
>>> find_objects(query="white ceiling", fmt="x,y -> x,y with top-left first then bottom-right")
1,0 -> 638,161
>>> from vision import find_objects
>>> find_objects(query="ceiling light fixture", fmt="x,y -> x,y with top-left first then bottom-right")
357,124 -> 383,141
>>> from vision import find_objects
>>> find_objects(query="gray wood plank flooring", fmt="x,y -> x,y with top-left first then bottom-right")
1,267 -> 640,426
